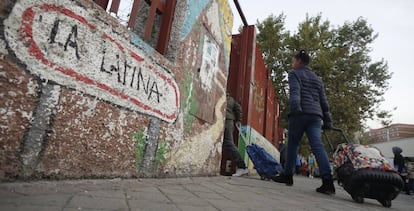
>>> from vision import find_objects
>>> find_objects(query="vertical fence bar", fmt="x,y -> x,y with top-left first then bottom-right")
109,0 -> 121,14
156,0 -> 176,54
128,0 -> 142,28
94,0 -> 110,10
144,0 -> 160,40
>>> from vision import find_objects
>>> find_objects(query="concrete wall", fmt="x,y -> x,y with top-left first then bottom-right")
0,0 -> 233,180
372,138 -> 414,158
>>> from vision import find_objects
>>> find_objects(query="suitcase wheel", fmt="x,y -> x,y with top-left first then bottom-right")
378,199 -> 392,208
351,194 -> 364,204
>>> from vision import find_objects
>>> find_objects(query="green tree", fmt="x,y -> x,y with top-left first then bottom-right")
256,14 -> 392,146
256,14 -> 291,126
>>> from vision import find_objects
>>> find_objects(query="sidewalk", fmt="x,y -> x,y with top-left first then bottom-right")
0,176 -> 413,211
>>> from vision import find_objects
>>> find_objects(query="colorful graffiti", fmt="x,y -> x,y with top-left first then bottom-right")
218,0 -> 233,69
4,2 -> 180,123
181,0 -> 210,39
132,128 -> 170,172
200,35 -> 219,92
132,130 -> 146,169
155,140 -> 170,169
182,67 -> 199,134
164,85 -> 227,175
0,0 -> 234,179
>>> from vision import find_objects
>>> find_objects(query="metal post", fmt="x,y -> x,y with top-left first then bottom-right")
233,0 -> 248,26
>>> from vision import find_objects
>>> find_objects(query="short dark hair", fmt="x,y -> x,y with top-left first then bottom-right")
294,50 -> 310,65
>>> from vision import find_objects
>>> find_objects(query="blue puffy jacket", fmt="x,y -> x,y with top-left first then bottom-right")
288,66 -> 332,124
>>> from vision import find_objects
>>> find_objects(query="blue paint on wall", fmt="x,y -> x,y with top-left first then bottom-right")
223,44 -> 230,70
181,0 -> 210,40
129,31 -> 155,56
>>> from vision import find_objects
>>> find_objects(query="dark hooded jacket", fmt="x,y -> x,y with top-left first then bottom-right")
288,66 -> 332,124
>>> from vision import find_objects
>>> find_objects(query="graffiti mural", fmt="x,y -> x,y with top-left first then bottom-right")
132,130 -> 146,170
200,35 -> 219,92
0,0 -> 235,179
218,0 -> 233,68
182,67 -> 199,134
4,3 -> 180,123
181,0 -> 210,39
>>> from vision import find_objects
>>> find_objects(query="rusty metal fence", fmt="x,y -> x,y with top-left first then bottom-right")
93,0 -> 176,55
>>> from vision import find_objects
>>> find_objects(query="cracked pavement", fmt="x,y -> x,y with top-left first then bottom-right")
0,176 -> 413,211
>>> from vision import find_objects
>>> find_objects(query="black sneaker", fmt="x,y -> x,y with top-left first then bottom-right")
316,179 -> 336,195
272,174 -> 293,186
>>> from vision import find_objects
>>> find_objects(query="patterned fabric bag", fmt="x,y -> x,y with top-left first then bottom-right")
334,143 -> 394,171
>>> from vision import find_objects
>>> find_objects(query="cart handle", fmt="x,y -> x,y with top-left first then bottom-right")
330,127 -> 351,144
323,127 -> 351,153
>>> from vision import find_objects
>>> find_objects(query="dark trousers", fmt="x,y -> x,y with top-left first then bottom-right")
285,115 -> 332,179
223,120 -> 246,169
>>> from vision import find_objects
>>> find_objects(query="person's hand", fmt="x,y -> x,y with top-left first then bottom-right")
235,121 -> 241,129
323,122 -> 333,130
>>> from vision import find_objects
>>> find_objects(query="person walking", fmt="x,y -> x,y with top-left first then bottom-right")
405,157 -> 414,195
223,93 -> 248,177
295,155 -> 302,175
393,147 -> 408,193
308,153 -> 316,178
301,159 -> 308,176
272,50 -> 335,195
392,147 -> 405,174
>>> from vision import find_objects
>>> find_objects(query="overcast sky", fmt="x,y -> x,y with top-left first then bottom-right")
230,0 -> 414,129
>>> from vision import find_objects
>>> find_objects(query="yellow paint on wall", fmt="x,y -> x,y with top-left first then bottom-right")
218,0 -> 233,58
164,96 -> 226,175
164,70 -> 227,175
162,1 -> 233,176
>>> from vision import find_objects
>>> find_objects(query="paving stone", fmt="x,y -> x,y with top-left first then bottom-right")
79,189 -> 125,199
0,183 -> 60,196
205,199 -> 246,210
177,205 -> 219,211
127,199 -> 180,211
0,193 -> 71,207
167,195 -> 211,206
182,184 -> 215,193
0,204 -> 62,211
66,195 -> 128,210
0,188 -> 26,198
0,176 -> 413,211
63,208 -> 114,211
157,186 -> 195,198
126,189 -> 171,203
191,191 -> 224,200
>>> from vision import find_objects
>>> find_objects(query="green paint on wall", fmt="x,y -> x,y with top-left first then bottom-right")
182,67 -> 199,134
194,21 -> 202,32
132,130 -> 146,170
155,140 -> 169,169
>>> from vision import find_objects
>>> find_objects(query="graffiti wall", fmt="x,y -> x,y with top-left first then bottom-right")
0,0 -> 233,180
